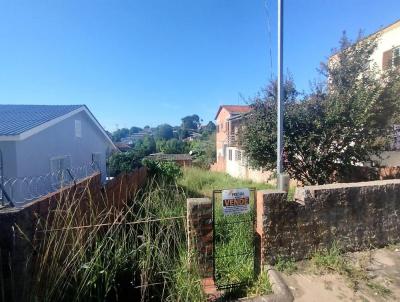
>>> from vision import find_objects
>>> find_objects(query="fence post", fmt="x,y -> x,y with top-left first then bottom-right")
256,190 -> 287,267
187,198 -> 213,277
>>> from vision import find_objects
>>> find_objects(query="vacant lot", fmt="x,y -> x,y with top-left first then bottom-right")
179,167 -> 275,198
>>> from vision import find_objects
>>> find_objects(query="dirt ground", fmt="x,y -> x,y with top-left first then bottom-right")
282,247 -> 400,301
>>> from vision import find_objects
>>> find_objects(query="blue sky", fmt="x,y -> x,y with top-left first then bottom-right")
0,1 -> 399,131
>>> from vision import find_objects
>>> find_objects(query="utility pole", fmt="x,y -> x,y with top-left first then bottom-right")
277,0 -> 289,191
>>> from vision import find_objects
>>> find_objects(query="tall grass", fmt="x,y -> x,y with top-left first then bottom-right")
181,167 -> 273,298
13,178 -> 204,302
179,167 -> 274,198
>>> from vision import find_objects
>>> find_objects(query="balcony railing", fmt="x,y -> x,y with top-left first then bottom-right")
228,134 -> 238,147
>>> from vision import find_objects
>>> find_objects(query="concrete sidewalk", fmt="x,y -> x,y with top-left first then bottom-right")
281,247 -> 400,301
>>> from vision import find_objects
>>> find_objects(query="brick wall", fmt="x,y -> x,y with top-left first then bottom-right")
187,198 -> 213,277
0,167 -> 147,301
257,179 -> 400,264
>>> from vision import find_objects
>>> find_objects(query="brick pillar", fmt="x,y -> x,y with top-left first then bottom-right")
256,190 -> 287,266
187,198 -> 213,277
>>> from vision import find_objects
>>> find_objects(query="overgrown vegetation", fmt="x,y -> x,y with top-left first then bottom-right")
241,32 -> 400,185
181,167 -> 273,298
179,167 -> 274,198
142,159 -> 183,183
10,179 -> 205,302
5,167 -> 276,302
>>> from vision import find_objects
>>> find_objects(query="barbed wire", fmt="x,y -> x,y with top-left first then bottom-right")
0,162 -> 99,206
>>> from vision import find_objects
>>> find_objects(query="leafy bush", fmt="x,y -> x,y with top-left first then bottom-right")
142,159 -> 183,182
189,134 -> 216,169
107,150 -> 143,176
156,138 -> 189,154
107,136 -> 157,177
241,33 -> 400,185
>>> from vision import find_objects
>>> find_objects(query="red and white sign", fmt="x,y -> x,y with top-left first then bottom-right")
222,188 -> 250,216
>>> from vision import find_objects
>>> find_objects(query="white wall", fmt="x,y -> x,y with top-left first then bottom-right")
225,147 -> 273,183
371,23 -> 400,70
373,151 -> 400,167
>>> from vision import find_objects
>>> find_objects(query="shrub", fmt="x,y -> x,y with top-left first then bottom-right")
142,159 -> 183,183
107,150 -> 143,176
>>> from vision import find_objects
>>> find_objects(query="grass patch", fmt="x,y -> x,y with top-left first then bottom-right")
274,256 -> 297,274
179,167 -> 274,198
366,281 -> 392,298
246,271 -> 272,297
310,244 -> 392,297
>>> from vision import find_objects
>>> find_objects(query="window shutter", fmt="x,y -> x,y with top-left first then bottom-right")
382,49 -> 393,70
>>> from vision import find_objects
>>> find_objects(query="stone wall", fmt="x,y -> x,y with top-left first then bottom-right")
257,179 -> 400,264
187,198 -> 213,277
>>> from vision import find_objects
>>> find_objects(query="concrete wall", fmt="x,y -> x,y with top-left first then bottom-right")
256,179 -> 400,264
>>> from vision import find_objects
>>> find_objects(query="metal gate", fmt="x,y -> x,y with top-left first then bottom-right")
212,188 -> 256,290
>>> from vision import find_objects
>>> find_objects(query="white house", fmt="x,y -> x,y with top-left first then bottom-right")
0,104 -> 117,206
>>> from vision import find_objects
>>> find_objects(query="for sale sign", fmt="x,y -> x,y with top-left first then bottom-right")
222,188 -> 250,216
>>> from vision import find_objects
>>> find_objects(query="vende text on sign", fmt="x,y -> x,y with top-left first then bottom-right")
222,188 -> 250,216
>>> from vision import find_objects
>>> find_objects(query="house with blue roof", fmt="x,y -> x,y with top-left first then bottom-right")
0,104 -> 117,206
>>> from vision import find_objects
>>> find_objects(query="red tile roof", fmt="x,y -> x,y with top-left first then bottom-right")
215,105 -> 251,119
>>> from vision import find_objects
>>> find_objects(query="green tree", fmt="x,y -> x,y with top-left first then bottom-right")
108,135 -> 157,176
155,124 -> 174,140
189,133 -> 216,169
156,138 -> 188,154
241,33 -> 400,185
129,126 -> 142,135
181,114 -> 200,130
201,121 -> 216,136
112,128 -> 130,142
135,135 -> 156,155
107,150 -> 143,176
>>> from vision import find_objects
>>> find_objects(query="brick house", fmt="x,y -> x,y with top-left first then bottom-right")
211,105 -> 272,182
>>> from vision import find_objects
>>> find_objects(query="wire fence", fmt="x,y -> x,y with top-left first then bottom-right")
0,162 -> 99,207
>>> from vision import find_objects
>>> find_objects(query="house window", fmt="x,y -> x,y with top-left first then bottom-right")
393,47 -> 400,67
228,149 -> 232,161
235,150 -> 242,161
216,125 -> 219,133
75,120 -> 82,138
50,155 -> 72,187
